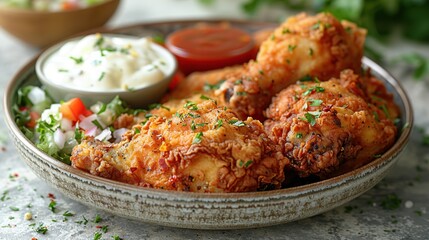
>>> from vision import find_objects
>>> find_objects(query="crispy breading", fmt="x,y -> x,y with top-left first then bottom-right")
216,12 -> 366,120
264,70 -> 398,178
165,65 -> 243,100
71,100 -> 288,192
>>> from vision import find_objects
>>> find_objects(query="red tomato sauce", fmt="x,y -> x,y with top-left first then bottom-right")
166,25 -> 255,75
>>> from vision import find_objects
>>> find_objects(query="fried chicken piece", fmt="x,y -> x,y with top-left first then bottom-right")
216,12 -> 367,120
165,65 -> 243,100
264,70 -> 398,178
71,100 -> 288,193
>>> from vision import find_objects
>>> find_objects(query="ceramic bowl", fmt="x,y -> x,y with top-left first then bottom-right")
3,55 -> 413,229
35,34 -> 177,108
0,0 -> 120,48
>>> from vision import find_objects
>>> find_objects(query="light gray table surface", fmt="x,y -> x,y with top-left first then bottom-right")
0,1 -> 428,239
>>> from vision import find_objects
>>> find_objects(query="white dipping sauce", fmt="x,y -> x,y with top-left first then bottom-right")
43,34 -> 169,91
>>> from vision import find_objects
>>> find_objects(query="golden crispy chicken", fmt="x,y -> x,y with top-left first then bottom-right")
165,65 -> 243,100
216,13 -> 366,120
264,70 -> 399,178
71,100 -> 288,192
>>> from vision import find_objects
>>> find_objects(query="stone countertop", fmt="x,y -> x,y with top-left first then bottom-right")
1,1 -> 428,239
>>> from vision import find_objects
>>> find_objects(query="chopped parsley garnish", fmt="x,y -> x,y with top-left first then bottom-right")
200,95 -> 211,100
187,113 -> 200,118
75,216 -> 89,225
282,28 -> 291,34
9,206 -> 19,211
184,101 -> 198,110
192,132 -> 203,144
309,48 -> 314,56
190,121 -> 196,131
1,191 -> 9,201
101,225 -> 109,233
380,193 -> 402,210
98,72 -> 106,81
302,111 -> 321,126
373,111 -> 380,122
236,91 -> 247,96
214,119 -> 223,129
203,80 -> 225,91
35,223 -> 48,234
112,235 -> 123,240
48,200 -> 57,213
308,99 -> 323,107
75,127 -> 84,144
423,134 -> 429,146
344,205 -> 358,213
299,75 -> 313,82
311,21 -> 321,30
63,211 -> 74,217
303,86 -> 325,96
379,104 -> 390,118
94,232 -> 102,240
296,133 -> 303,139
92,119 -> 103,129
152,35 -> 165,44
148,103 -> 170,111
69,56 -> 84,64
288,45 -> 297,52
94,35 -> 105,48
191,121 -> 207,131
119,48 -> 130,54
238,160 -> 253,168
97,103 -> 107,114
94,214 -> 102,223
229,119 -> 246,127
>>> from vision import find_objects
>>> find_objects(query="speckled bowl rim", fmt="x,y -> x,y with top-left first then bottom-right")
3,20 -> 413,229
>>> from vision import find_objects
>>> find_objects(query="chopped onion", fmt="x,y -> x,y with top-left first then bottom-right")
53,128 -> 65,149
64,130 -> 75,140
27,87 -> 46,105
98,109 -> 115,126
95,128 -> 112,142
60,118 -> 73,131
85,126 -> 98,137
63,138 -> 78,154
113,128 -> 128,142
79,114 -> 99,130
41,104 -> 61,122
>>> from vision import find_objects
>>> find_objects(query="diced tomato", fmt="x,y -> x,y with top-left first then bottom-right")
61,1 -> 79,10
168,71 -> 185,90
82,109 -> 93,117
60,98 -> 88,122
26,111 -> 40,128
